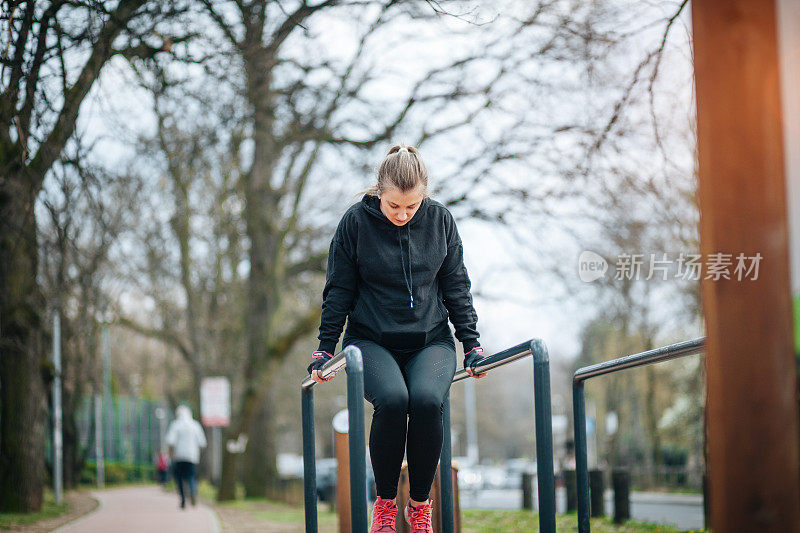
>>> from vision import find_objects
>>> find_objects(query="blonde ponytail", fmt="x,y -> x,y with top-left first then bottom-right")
356,142 -> 429,199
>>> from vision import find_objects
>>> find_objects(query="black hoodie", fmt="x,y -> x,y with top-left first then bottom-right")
316,194 -> 480,354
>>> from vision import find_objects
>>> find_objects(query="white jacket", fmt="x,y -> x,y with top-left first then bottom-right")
165,407 -> 207,464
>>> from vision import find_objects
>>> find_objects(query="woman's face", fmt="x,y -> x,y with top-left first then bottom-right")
379,185 -> 425,226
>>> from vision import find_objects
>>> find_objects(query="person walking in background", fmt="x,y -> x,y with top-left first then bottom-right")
156,449 -> 170,485
307,143 -> 487,533
165,405 -> 207,509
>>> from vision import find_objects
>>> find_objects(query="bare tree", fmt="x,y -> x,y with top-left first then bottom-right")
38,144 -> 143,488
193,0 -> 530,499
0,0 -> 192,511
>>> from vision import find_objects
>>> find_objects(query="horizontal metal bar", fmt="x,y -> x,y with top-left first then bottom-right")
573,337 -> 705,384
452,339 -> 533,383
301,345 -> 355,389
305,339 -> 536,387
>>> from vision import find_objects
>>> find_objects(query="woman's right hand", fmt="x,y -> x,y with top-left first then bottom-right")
308,351 -> 334,382
311,369 -> 333,383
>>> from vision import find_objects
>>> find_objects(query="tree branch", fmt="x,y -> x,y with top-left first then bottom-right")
116,315 -> 195,366
264,0 -> 340,57
19,1 -> 67,139
286,251 -> 328,278
113,34 -> 197,61
266,306 -> 322,356
27,0 -> 148,182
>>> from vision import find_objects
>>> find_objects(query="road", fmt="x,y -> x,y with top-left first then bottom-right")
459,487 -> 704,530
53,486 -> 220,533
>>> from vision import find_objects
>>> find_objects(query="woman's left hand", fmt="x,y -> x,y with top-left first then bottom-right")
464,346 -> 488,379
465,366 -> 487,379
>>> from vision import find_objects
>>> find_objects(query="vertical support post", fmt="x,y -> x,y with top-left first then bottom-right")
573,381 -> 590,533
463,379 -> 479,464
692,1 -> 800,530
521,472 -> 534,510
212,427 -> 222,486
52,311 -> 63,504
440,394 -> 454,533
158,404 -> 167,453
531,340 -> 555,533
564,470 -> 577,512
345,346 -> 367,533
589,470 -> 605,517
612,469 -> 630,524
302,386 -> 317,533
94,394 -> 104,487
102,322 -> 113,461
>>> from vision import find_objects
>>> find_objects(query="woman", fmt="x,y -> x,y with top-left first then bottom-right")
307,143 -> 487,533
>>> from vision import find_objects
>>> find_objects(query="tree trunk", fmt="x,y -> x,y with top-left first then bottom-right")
0,177 -> 47,512
645,366 -> 662,486
217,386 -> 263,501
217,437 -> 239,501
61,384 -> 87,489
243,390 -> 279,499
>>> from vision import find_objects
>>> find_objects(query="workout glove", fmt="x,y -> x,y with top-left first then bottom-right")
307,350 -> 333,375
463,346 -> 486,372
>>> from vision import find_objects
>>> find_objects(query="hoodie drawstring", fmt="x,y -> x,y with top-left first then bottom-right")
398,225 -> 413,308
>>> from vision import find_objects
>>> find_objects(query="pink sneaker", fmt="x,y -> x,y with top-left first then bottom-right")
404,499 -> 434,533
369,497 -> 398,532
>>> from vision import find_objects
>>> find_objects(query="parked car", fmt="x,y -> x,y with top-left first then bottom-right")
314,458 -> 376,504
505,458 -> 537,489
457,466 -> 482,491
481,465 -> 511,490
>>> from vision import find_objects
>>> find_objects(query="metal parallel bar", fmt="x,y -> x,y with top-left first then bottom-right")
301,349 -> 350,390
531,339 -> 556,533
572,337 -> 706,532
301,345 -> 365,533
301,339 -> 555,532
452,340 -> 533,383
345,346 -> 368,533
573,382 -> 590,533
573,338 -> 705,384
302,387 -> 318,533
440,394 -> 454,533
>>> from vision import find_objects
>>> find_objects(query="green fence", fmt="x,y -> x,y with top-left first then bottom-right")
46,396 -> 170,478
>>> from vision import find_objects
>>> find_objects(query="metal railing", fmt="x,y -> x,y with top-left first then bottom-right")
572,337 -> 706,533
301,339 -> 558,533
302,345 -> 367,532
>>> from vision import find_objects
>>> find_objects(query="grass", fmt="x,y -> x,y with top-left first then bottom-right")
0,491 -> 69,529
197,480 -> 338,527
197,480 -> 702,533
462,510 -> 702,532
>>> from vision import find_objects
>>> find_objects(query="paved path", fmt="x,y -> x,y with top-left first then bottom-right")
54,486 -> 220,533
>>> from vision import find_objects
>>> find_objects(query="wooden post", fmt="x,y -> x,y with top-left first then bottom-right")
692,1 -> 800,531
397,466 -> 410,533
335,429 -> 350,533
396,463 -> 461,533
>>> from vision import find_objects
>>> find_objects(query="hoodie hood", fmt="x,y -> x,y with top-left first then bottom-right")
359,194 -> 430,228
315,193 -> 480,354
176,405 -> 192,420
360,194 -> 430,309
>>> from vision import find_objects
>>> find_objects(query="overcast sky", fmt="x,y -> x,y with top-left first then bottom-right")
68,0 -> 707,364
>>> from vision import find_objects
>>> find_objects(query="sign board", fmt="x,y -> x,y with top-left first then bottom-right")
200,377 -> 230,427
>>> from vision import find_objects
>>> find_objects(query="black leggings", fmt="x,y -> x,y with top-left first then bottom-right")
345,337 -> 457,502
